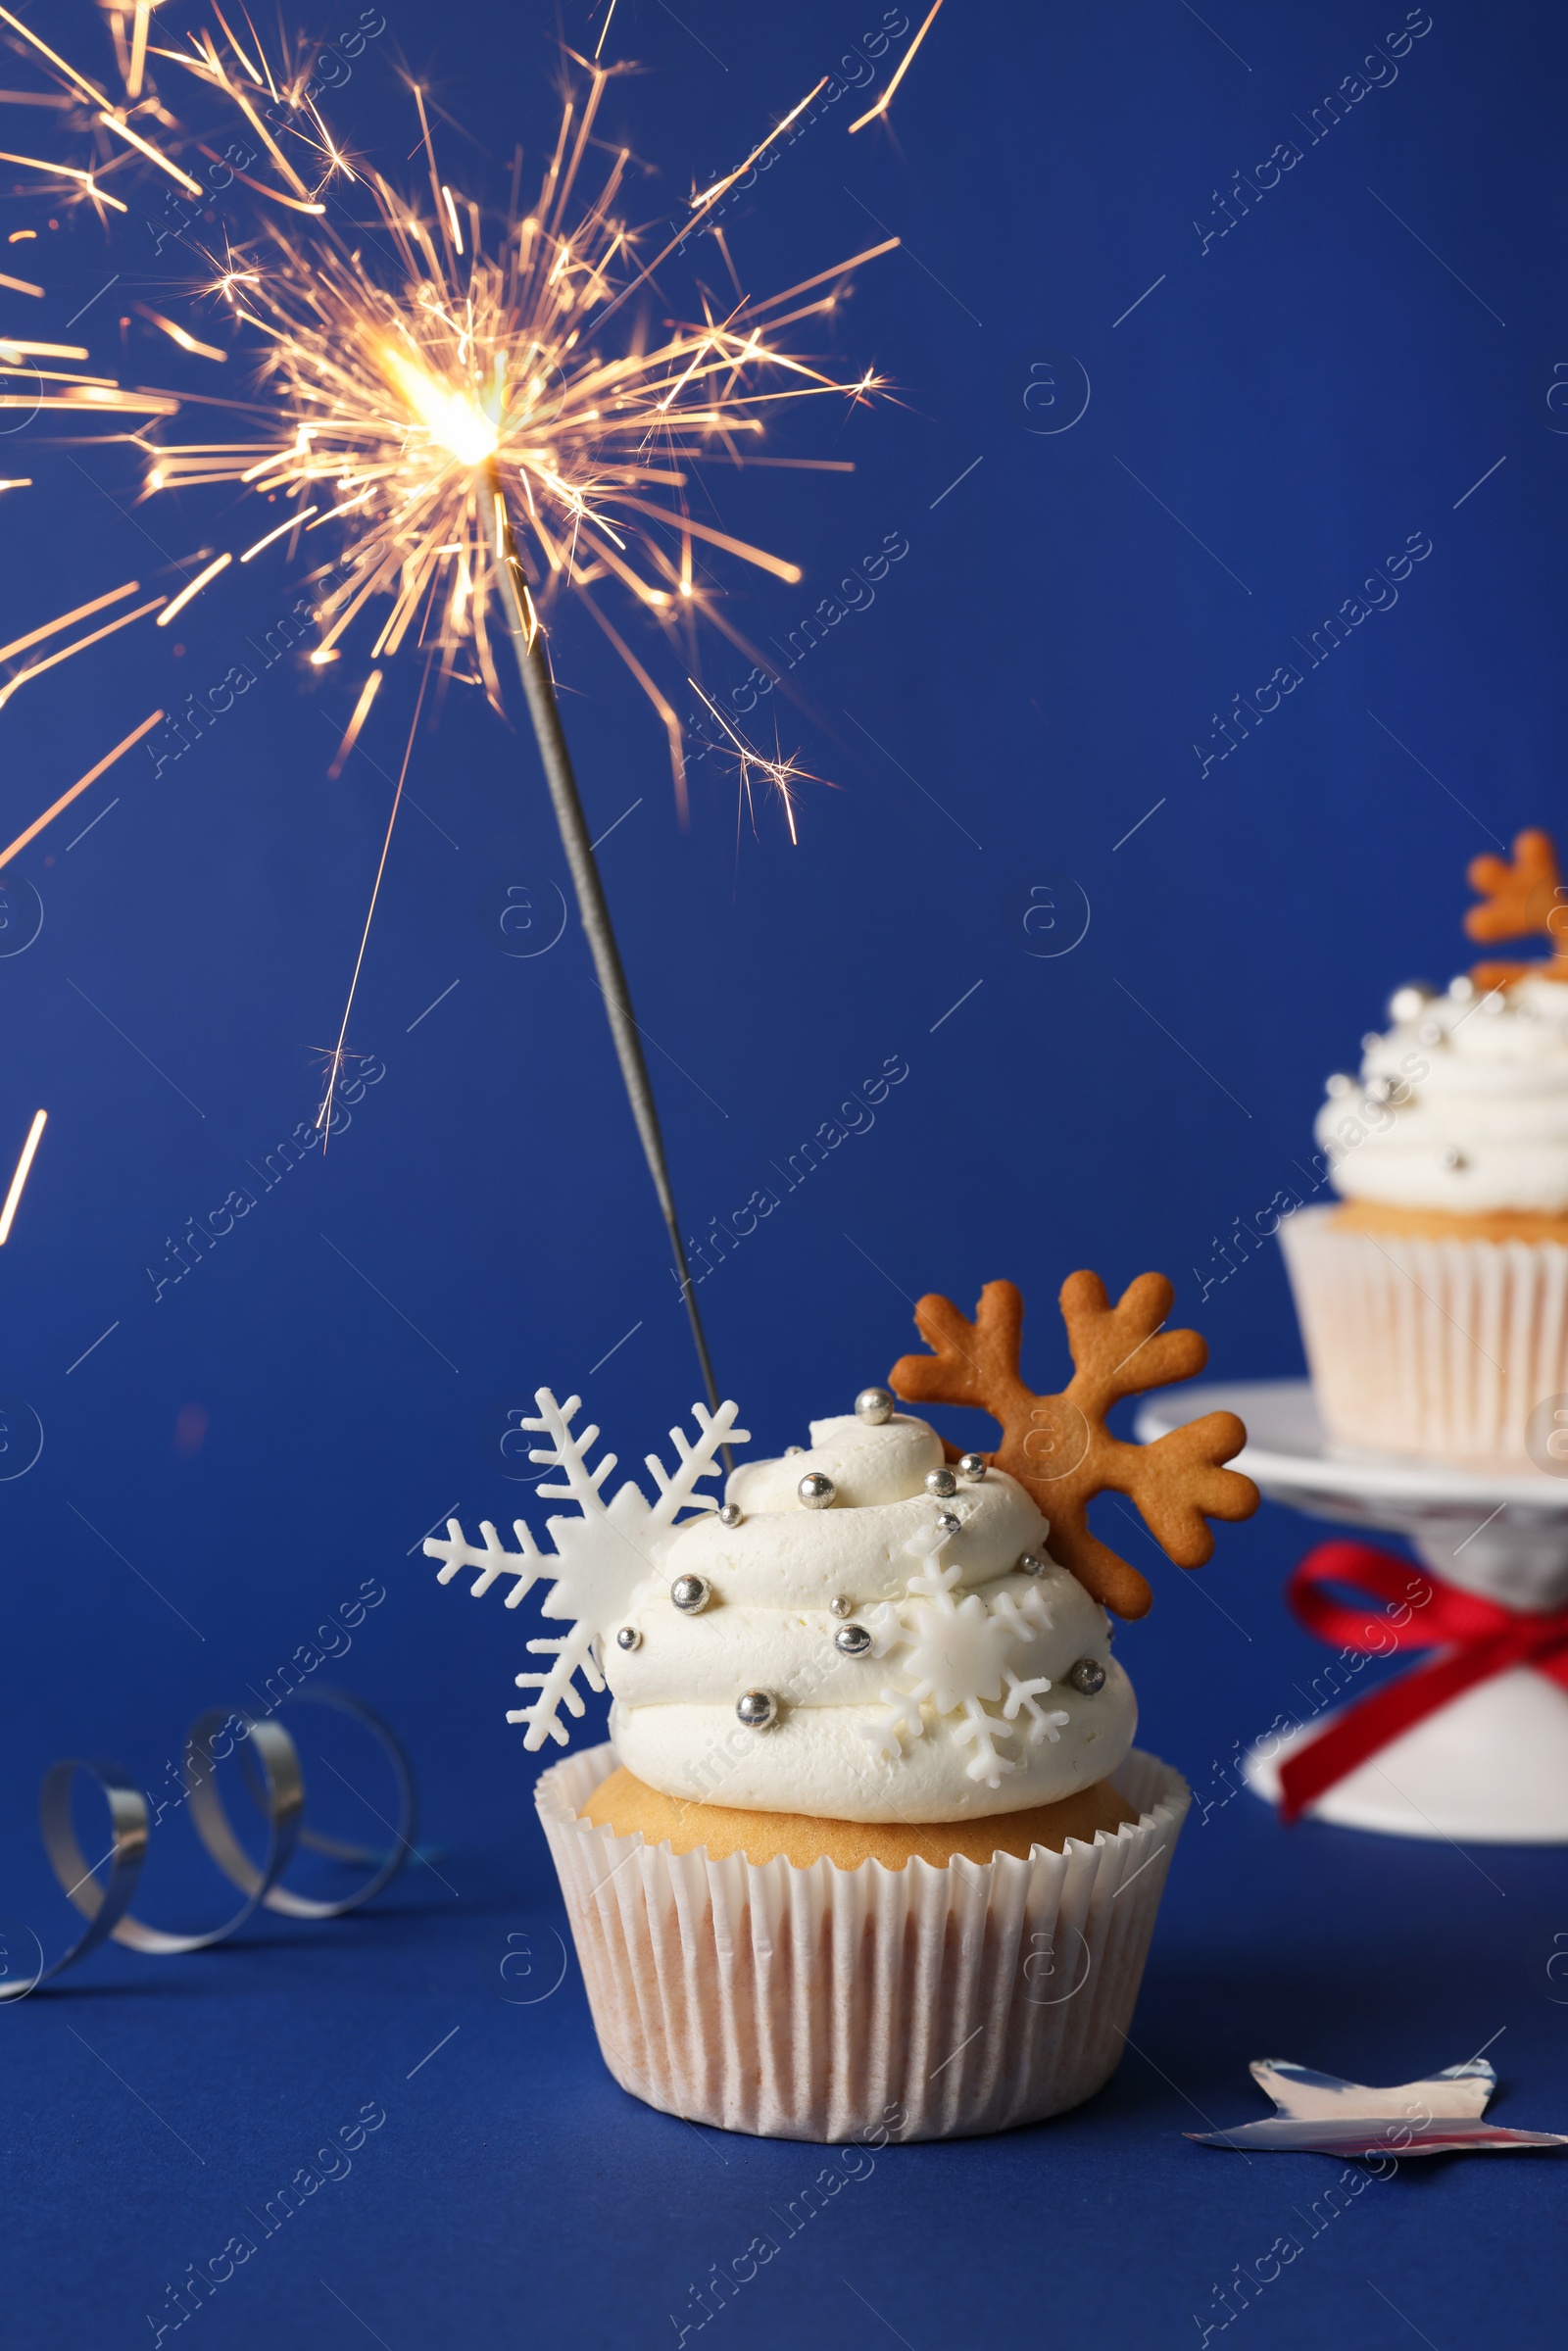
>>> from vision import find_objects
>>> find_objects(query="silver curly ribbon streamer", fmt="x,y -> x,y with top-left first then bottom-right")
0,1688 -> 416,2000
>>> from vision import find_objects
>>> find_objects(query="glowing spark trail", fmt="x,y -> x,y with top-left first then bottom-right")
0,712 -> 165,871
0,5 -> 105,101
126,2 -> 155,103
94,108 -> 202,193
0,1108 -> 46,1245
326,668 -> 383,781
131,303 -> 227,363
0,151 -> 126,210
156,552 -> 230,623
689,79 -> 827,213
239,507 -> 318,562
849,0 -> 948,132
318,658 -> 431,1134
0,595 -> 165,708
0,581 -> 142,666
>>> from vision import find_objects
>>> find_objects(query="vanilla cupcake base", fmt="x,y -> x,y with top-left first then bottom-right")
582,1763 -> 1139,1869
1280,1204 -> 1568,1465
536,1741 -> 1189,2143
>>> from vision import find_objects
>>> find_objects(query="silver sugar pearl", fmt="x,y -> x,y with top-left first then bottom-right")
835,1623 -> 873,1656
1326,1072 -> 1355,1099
935,1509 -> 962,1538
1017,1552 -> 1049,1578
855,1386 -> 896,1424
615,1625 -> 642,1650
925,1467 -> 958,1497
1361,1032 -> 1383,1054
718,1502 -> 743,1528
1450,975 -> 1476,1002
1441,1147 -> 1468,1171
957,1453 -> 988,1483
829,1593 -> 854,1618
1389,983 -> 1436,1023
798,1471 -> 836,1509
1067,1656 -> 1106,1694
736,1689 -> 779,1730
671,1573 -> 712,1613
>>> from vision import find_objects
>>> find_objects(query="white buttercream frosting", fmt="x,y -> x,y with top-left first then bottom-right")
604,1411 -> 1134,1824
1317,972 -> 1568,1214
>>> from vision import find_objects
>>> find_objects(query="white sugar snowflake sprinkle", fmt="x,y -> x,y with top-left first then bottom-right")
425,1389 -> 749,1749
860,1523 -> 1069,1787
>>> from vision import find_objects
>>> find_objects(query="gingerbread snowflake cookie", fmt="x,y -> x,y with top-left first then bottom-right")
889,1272 -> 1259,1619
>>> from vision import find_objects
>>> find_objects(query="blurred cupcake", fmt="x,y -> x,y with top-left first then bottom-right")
1282,828 -> 1568,1464
431,1271 -> 1256,2141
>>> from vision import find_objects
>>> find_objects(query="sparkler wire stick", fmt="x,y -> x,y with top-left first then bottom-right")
483,477 -> 723,1421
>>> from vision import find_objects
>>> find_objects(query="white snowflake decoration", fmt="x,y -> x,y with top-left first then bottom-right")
426,1388 -> 749,1749
860,1521 -> 1070,1788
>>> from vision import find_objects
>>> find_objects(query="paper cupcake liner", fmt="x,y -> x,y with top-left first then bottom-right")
535,1742 -> 1188,2144
1280,1205 -> 1568,1466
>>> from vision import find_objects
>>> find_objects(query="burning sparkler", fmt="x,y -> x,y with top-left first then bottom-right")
0,6 -> 895,1402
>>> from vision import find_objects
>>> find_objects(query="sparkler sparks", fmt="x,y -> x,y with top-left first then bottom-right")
687,677 -> 826,850
2,7 -> 897,1405
139,105 -> 890,811
3,12 -> 887,823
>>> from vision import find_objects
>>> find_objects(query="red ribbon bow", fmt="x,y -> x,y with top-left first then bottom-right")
1278,1540 -> 1568,1823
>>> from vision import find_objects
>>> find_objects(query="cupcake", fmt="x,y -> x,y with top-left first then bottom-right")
430,1270 -> 1257,2141
1281,828 -> 1568,1465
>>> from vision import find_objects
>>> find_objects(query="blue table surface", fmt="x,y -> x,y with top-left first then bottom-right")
4,1608 -> 1562,2351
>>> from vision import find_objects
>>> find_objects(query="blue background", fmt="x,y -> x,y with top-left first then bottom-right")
1,0 -> 1563,2342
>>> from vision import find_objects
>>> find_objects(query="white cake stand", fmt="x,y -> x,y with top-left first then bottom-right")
1135,1382 -> 1568,1843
